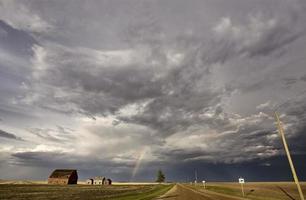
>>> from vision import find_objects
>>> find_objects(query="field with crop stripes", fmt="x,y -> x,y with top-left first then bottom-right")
0,184 -> 172,200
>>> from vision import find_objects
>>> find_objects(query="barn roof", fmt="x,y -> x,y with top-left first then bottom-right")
49,169 -> 77,178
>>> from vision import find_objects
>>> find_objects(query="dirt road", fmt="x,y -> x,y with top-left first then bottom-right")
157,184 -> 246,200
156,184 -> 211,200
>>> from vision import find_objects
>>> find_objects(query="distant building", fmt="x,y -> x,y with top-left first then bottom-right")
86,176 -> 112,185
105,178 -> 112,185
93,176 -> 106,185
86,178 -> 93,185
48,169 -> 78,185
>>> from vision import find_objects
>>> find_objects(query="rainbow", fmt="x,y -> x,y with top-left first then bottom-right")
130,147 -> 148,181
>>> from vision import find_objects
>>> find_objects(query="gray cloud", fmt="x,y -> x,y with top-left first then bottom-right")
9,150 -> 150,181
0,20 -> 37,57
27,126 -> 75,143
18,2 -> 305,138
0,129 -> 23,140
301,74 -> 306,82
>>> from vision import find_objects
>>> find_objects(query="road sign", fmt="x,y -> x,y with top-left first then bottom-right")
239,178 -> 245,197
202,180 -> 206,189
239,178 -> 245,184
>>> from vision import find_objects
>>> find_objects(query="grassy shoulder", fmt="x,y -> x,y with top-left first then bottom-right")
0,183 -> 173,200
113,184 -> 173,200
189,182 -> 306,200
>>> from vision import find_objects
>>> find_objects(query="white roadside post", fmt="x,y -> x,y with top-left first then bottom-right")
239,178 -> 245,197
202,180 -> 206,189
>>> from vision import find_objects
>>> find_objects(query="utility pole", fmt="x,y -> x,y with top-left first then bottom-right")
195,170 -> 198,184
275,112 -> 305,200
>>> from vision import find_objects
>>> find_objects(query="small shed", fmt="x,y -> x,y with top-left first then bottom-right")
86,179 -> 93,185
105,178 -> 112,185
48,169 -> 78,185
93,176 -> 105,185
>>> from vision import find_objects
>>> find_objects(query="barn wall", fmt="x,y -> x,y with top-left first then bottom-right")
68,175 -> 78,184
48,178 -> 69,185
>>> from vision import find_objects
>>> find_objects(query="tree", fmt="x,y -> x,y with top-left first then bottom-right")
156,169 -> 165,183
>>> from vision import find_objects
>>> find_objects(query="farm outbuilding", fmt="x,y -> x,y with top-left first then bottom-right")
105,178 -> 112,185
48,169 -> 78,185
93,176 -> 105,185
86,176 -> 112,185
86,179 -> 93,185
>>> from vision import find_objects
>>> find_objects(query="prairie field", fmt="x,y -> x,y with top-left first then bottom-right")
0,183 -> 172,200
190,182 -> 306,200
1,181 -> 306,200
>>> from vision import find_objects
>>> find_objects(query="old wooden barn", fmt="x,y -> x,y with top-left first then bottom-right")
48,169 -> 78,185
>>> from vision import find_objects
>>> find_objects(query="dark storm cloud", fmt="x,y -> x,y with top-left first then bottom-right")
1,0 -> 306,181
13,0 -> 306,170
19,1 -> 306,138
10,151 -> 100,169
210,9 -> 304,59
0,129 -> 23,140
282,77 -> 298,86
17,43 -> 168,116
0,19 -> 36,94
0,20 -> 37,57
276,97 -> 306,152
162,154 -> 306,182
7,150 -> 306,181
0,19 -> 37,124
300,74 -> 306,82
161,129 -> 277,164
10,151 -> 138,180
11,151 -> 133,168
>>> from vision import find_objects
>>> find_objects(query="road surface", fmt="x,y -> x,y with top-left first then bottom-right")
156,184 -> 247,200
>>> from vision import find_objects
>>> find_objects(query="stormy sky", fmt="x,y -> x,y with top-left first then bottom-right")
1,0 -> 306,182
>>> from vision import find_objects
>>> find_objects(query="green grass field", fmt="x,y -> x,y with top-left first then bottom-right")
0,184 -> 173,200
191,182 -> 306,200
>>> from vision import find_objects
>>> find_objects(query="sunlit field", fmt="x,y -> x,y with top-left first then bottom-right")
0,183 -> 172,200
